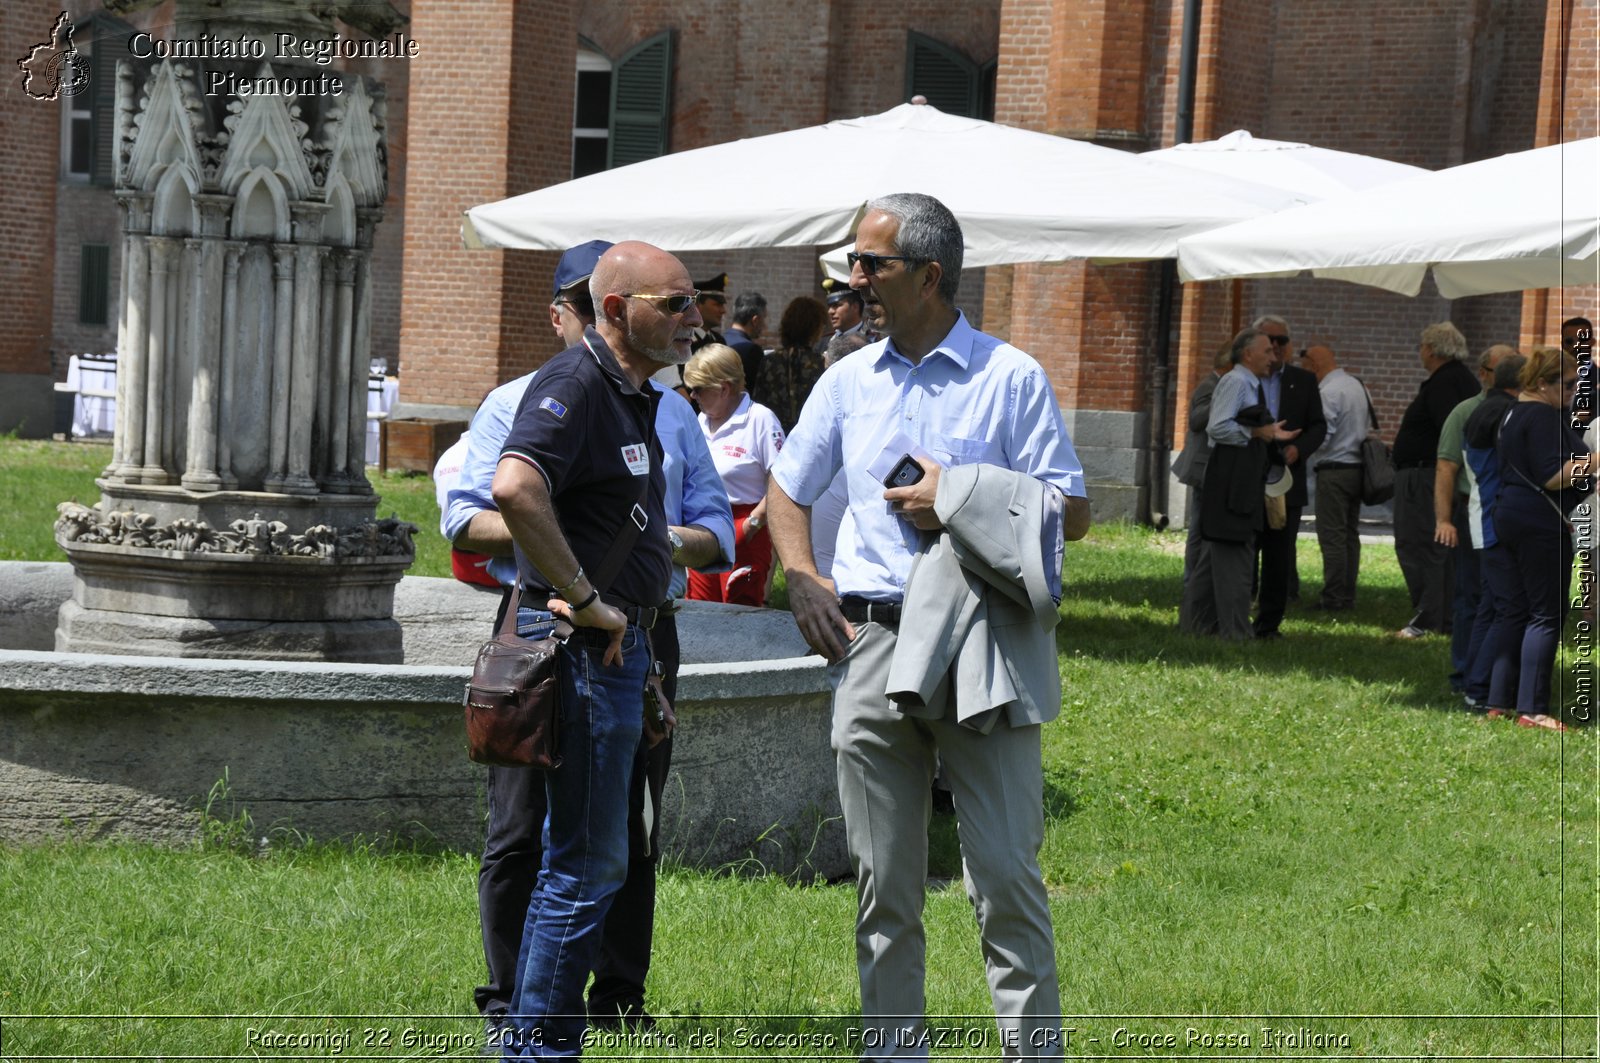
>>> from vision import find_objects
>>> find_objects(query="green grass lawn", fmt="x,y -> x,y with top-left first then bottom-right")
0,439 -> 452,576
1,441 -> 1596,1058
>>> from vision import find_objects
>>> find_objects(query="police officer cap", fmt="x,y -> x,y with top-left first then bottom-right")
696,273 -> 729,297
552,240 -> 614,299
821,277 -> 861,305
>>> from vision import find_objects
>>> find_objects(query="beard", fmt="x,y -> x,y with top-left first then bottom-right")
626,322 -> 690,365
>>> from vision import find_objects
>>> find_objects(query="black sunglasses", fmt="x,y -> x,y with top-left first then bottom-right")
846,251 -> 920,275
557,295 -> 595,318
1266,334 -> 1291,346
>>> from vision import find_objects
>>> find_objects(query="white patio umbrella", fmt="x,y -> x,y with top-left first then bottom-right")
1142,129 -> 1426,203
1177,137 -> 1600,298
465,103 -> 1298,265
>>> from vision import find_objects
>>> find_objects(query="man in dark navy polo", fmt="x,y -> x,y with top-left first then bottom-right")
491,241 -> 701,1057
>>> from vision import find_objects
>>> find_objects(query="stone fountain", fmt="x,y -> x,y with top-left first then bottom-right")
54,0 -> 414,662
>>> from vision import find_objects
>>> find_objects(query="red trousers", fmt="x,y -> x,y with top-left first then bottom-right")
687,502 -> 772,606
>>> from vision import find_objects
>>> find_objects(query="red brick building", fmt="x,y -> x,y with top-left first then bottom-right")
5,0 -> 1593,520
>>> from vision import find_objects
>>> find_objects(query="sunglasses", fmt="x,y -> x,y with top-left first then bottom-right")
846,251 -> 920,275
1266,335 -> 1291,346
623,291 -> 700,314
556,296 -> 594,318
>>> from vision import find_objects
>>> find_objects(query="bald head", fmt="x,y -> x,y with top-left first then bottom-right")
1301,341 -> 1338,381
589,241 -> 701,378
589,242 -> 688,313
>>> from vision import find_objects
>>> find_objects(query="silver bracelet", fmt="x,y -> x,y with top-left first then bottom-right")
554,566 -> 586,597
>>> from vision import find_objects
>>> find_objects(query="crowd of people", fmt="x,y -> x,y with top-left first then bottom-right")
431,217 -> 1592,1055
1176,312 -> 1596,733
436,193 -> 1090,1059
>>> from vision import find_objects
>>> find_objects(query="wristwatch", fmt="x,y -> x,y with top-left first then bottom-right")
668,528 -> 684,554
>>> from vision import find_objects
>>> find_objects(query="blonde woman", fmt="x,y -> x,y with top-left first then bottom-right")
683,344 -> 785,605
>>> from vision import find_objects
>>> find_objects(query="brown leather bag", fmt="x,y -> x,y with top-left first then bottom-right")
464,586 -> 573,768
464,477 -> 653,767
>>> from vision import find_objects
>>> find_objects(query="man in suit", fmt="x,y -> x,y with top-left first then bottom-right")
767,192 -> 1089,1060
723,291 -> 767,403
1181,328 -> 1302,640
1173,342 -> 1236,590
1251,315 -> 1326,639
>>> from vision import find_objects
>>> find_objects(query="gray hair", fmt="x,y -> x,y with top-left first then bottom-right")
731,291 -> 767,326
1474,342 -> 1518,374
864,193 -> 963,305
1229,328 -> 1263,365
823,330 -> 872,367
1493,352 -> 1527,390
1251,314 -> 1292,334
1421,321 -> 1468,361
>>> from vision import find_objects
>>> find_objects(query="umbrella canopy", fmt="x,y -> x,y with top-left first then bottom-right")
465,103 -> 1298,265
1143,129 -> 1426,203
1177,138 -> 1600,298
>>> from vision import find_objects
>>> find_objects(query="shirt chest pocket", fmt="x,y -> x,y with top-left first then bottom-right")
928,434 -> 992,467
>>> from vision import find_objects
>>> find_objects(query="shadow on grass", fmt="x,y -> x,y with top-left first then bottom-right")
1057,586 -> 1463,714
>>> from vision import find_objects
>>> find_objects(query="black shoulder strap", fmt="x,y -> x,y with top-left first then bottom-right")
498,474 -> 653,636
1359,380 -> 1379,431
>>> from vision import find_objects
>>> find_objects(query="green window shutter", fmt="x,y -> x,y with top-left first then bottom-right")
88,13 -> 136,187
608,31 -> 673,169
905,32 -> 980,118
79,244 -> 110,326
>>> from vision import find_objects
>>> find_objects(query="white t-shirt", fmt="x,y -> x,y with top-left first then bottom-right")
700,393 -> 785,506
433,431 -> 471,513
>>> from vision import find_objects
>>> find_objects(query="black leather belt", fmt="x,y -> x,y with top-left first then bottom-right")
602,594 -> 662,631
839,596 -> 903,626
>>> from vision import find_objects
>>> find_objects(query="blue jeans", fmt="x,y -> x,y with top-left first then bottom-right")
506,615 -> 646,1058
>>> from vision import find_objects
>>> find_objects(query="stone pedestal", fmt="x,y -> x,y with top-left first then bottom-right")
55,1 -> 414,662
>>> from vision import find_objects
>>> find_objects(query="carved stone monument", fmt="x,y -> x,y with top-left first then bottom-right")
55,1 -> 415,662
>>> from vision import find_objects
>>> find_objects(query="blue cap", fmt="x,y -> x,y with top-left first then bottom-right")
553,240 -> 614,299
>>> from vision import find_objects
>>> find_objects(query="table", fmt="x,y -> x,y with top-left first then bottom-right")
62,354 -> 118,438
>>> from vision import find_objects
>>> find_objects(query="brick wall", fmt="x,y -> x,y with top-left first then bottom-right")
1521,0 -> 1597,349
1,1 -> 62,383
396,0 -> 573,408
51,185 -> 120,369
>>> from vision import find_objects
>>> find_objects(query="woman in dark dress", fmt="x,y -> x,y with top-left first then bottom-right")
1484,347 -> 1592,731
762,296 -> 827,433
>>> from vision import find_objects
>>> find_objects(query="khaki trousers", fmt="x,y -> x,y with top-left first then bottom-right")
829,621 -> 1063,1062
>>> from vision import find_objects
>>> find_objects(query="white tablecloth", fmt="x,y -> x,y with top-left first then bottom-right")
367,376 -> 398,465
65,354 -> 117,438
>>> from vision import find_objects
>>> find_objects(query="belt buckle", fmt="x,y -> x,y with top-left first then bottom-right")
629,503 -> 648,531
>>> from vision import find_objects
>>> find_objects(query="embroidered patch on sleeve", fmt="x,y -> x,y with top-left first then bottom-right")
539,396 -> 568,418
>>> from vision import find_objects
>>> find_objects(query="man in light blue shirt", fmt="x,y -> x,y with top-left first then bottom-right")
441,241 -> 734,1035
768,193 -> 1089,1062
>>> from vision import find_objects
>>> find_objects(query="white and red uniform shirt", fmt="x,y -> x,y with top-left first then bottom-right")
699,392 -> 784,505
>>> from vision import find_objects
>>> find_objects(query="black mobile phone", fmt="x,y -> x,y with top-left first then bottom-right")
883,454 -> 925,489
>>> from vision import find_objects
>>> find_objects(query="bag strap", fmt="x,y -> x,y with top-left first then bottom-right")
1359,380 -> 1379,431
499,469 -> 653,636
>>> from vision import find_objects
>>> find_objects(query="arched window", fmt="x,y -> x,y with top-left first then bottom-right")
905,32 -> 996,121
